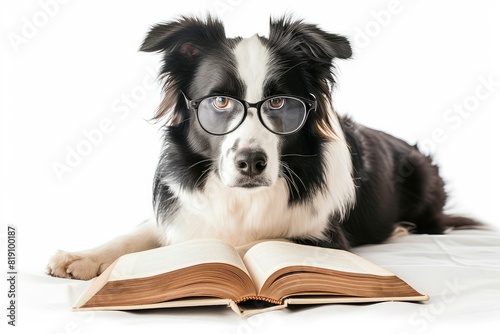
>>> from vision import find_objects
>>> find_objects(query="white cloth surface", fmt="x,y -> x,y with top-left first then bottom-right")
13,230 -> 500,334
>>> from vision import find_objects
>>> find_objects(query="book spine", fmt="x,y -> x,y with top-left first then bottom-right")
234,296 -> 282,305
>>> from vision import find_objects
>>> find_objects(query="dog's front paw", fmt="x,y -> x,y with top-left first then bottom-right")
46,251 -> 110,280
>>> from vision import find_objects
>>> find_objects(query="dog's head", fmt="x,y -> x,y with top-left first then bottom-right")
141,16 -> 351,191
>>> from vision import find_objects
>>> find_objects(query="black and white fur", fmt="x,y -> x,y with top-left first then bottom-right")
47,16 -> 478,280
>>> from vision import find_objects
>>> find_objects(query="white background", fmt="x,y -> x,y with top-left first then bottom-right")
1,0 -> 499,321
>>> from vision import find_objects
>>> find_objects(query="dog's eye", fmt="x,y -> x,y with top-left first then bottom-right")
269,98 -> 285,109
213,97 -> 230,110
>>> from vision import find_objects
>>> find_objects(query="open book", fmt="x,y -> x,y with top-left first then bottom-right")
73,239 -> 428,316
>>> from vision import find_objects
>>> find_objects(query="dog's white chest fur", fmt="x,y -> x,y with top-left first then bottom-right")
163,176 -> 321,245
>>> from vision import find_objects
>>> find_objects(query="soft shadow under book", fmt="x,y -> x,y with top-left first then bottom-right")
73,239 -> 428,316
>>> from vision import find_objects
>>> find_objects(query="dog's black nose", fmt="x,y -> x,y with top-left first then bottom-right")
234,149 -> 267,177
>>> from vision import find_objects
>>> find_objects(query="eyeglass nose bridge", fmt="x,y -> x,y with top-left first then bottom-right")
246,102 -> 260,115
244,101 -> 260,110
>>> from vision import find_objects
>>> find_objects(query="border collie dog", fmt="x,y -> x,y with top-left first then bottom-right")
47,16 -> 478,280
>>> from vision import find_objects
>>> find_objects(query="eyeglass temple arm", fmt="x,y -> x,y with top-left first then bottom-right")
180,90 -> 193,109
309,93 -> 317,111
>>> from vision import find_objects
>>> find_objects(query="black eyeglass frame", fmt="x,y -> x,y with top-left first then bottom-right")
181,91 -> 317,136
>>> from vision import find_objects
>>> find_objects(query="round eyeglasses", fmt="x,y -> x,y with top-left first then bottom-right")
182,92 -> 317,136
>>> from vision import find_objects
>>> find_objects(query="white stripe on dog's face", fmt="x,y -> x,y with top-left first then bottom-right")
234,35 -> 268,102
218,35 -> 280,189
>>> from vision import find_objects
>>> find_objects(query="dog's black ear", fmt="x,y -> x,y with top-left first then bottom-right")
268,17 -> 352,62
140,16 -> 226,57
268,17 -> 351,142
139,16 -> 227,124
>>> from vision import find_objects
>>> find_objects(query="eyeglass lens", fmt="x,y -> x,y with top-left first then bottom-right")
196,96 -> 307,135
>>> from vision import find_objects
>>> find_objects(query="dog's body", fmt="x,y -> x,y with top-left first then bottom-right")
47,16 -> 477,280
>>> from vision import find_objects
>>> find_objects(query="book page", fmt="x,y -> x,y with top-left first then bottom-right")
108,239 -> 250,281
243,241 -> 393,291
235,238 -> 290,258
